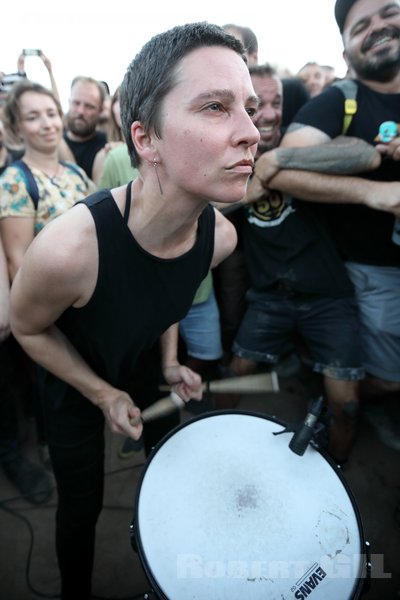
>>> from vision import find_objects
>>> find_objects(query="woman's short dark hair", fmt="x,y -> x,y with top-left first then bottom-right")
120,21 -> 245,168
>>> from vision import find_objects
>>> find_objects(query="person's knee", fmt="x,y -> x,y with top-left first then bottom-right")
230,355 -> 258,376
324,378 -> 360,420
328,397 -> 360,422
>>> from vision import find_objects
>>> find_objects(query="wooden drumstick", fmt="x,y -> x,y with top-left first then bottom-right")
129,392 -> 186,427
159,371 -> 279,394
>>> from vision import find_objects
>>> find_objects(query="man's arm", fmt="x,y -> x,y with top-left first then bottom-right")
9,208 -> 142,439
249,125 -> 400,216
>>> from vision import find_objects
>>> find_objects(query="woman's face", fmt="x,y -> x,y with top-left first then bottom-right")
17,91 -> 63,153
153,45 -> 260,205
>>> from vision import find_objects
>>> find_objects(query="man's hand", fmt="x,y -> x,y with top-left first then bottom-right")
376,137 -> 400,162
364,180 -> 400,217
253,149 -> 280,184
245,173 -> 269,205
163,363 -> 202,402
245,150 -> 280,205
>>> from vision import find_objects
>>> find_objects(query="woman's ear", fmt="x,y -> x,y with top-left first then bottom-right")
131,121 -> 156,162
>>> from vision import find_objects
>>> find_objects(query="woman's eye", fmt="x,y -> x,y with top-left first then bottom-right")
206,102 -> 223,112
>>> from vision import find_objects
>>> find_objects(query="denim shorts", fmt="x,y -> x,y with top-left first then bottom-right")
233,289 -> 364,381
179,289 -> 223,361
346,262 -> 400,382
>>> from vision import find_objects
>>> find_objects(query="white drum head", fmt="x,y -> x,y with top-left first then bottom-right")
135,412 -> 365,600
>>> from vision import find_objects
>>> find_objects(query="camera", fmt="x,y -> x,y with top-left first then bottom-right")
22,49 -> 42,56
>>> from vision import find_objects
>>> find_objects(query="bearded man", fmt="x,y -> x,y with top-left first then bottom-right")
251,0 -> 400,450
64,76 -> 107,179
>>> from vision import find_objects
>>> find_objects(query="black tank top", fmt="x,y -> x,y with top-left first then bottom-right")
57,183 -> 215,390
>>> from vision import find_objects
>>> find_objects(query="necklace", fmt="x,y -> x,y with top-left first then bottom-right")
25,161 -> 64,187
43,172 -> 61,187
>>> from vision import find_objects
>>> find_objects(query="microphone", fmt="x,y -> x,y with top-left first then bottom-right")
289,395 -> 325,456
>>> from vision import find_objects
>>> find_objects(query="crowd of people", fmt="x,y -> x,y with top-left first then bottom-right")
0,0 -> 400,597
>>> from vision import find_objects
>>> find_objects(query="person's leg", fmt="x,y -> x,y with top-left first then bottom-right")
231,290 -> 292,379
213,247 -> 249,364
346,262 -> 400,450
179,288 -> 224,409
0,338 -> 52,504
297,295 -> 364,463
40,369 -> 106,600
179,287 -> 223,377
323,377 -> 360,463
50,426 -> 105,600
232,290 -> 292,359
0,338 -> 19,449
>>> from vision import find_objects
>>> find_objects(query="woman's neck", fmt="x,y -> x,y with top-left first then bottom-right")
23,148 -> 60,177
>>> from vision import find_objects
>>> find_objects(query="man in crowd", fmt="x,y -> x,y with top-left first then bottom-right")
63,76 -> 107,179
230,63 -> 382,464
251,0 -> 400,449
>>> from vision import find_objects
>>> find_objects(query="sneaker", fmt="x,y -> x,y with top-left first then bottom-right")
1,450 -> 52,505
363,404 -> 400,451
118,436 -> 144,459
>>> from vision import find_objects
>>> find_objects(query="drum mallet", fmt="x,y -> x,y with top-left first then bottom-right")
159,371 -> 279,394
130,392 -> 186,427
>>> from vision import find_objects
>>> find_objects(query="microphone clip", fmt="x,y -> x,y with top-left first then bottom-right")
274,396 -> 329,456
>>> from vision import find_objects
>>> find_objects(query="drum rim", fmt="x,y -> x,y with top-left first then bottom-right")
133,409 -> 368,600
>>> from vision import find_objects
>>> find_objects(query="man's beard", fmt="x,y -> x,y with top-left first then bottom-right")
257,136 -> 281,156
66,114 -> 96,138
347,27 -> 400,82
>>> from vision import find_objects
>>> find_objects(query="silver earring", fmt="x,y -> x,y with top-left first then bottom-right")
153,161 -> 163,195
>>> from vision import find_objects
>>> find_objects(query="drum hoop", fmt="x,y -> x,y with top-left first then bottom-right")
134,409 -> 368,600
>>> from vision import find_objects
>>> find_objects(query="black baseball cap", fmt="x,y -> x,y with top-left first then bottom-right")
335,0 -> 358,33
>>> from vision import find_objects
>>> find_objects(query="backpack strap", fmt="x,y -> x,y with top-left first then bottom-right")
12,160 -> 86,211
59,160 -> 86,184
12,159 -> 40,209
332,79 -> 358,135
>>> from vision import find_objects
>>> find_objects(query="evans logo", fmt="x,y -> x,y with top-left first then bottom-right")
293,564 -> 327,599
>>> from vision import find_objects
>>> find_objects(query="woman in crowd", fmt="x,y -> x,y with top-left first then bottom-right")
0,80 -> 95,472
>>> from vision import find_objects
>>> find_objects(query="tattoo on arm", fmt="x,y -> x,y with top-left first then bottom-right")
286,122 -> 307,134
276,136 -> 380,174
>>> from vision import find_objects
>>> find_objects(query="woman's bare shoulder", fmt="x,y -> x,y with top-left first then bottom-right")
18,203 -> 99,306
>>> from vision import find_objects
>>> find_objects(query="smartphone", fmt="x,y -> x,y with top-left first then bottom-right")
22,49 -> 42,56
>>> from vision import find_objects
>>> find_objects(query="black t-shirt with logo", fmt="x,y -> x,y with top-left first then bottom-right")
243,191 -> 354,297
293,81 -> 400,266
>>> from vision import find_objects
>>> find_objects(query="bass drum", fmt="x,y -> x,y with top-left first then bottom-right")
132,411 -> 368,600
